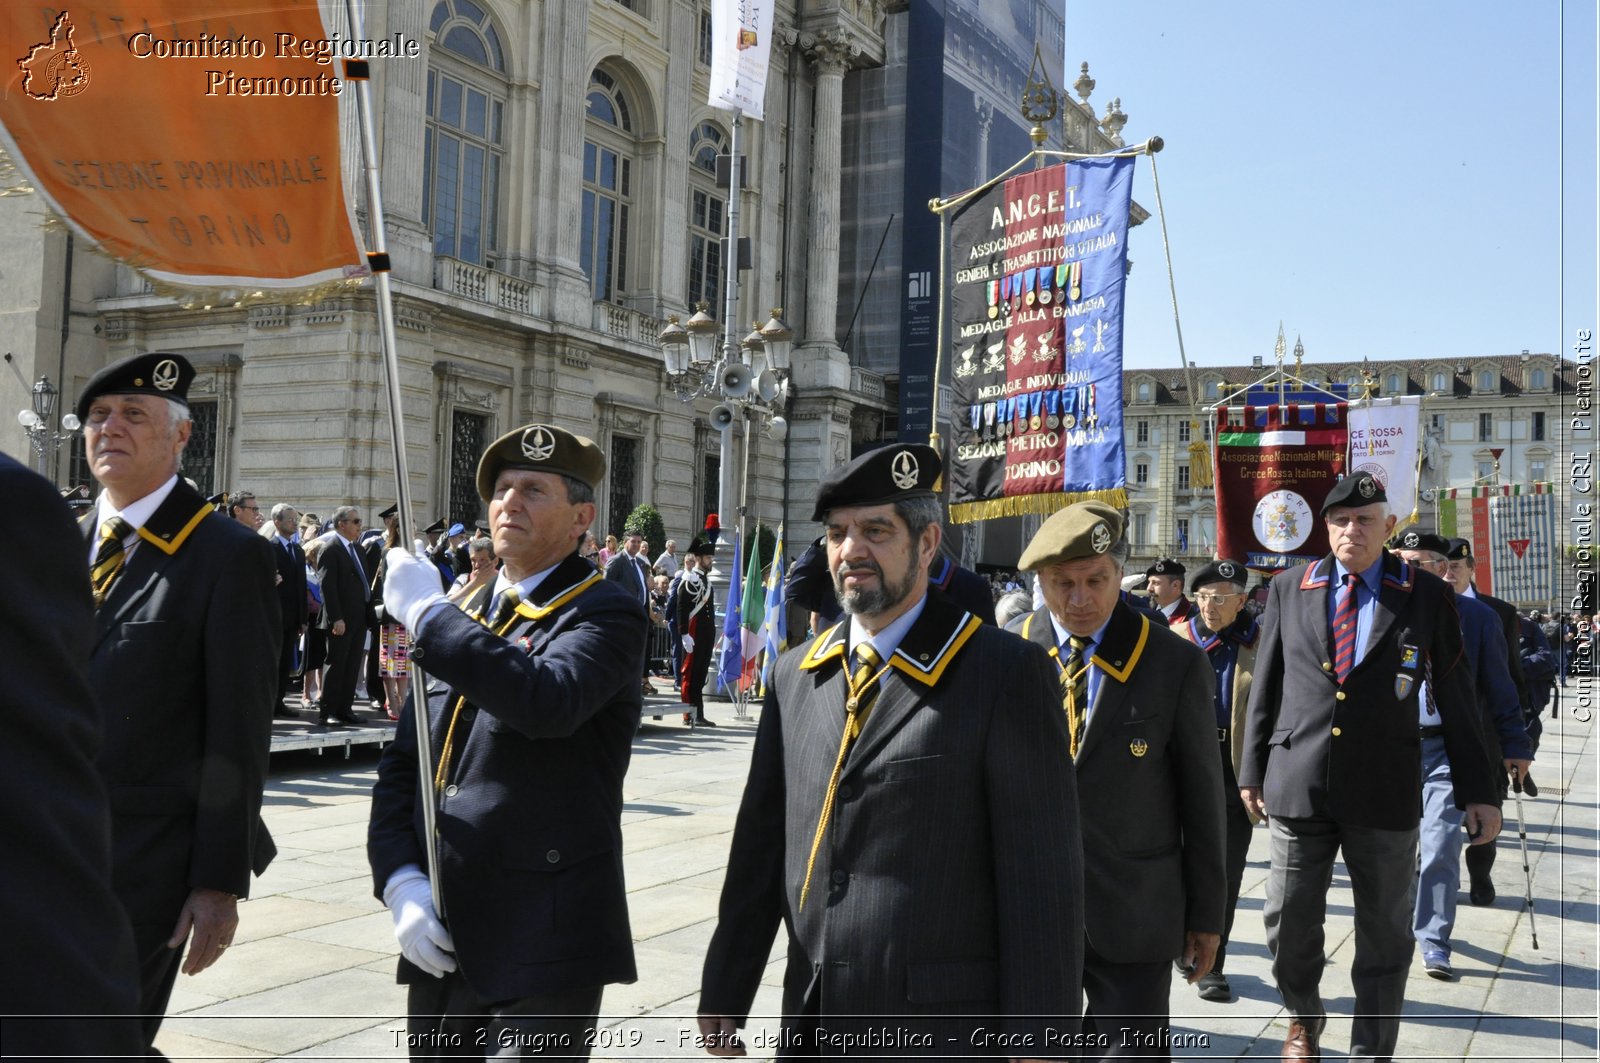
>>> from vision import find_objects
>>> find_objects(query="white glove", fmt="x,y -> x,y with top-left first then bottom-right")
385,547 -> 447,634
682,634 -> 696,653
383,867 -> 456,978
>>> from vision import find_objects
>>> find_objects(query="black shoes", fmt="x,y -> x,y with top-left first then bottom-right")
273,703 -> 300,719
1468,876 -> 1496,906
1196,971 -> 1232,1002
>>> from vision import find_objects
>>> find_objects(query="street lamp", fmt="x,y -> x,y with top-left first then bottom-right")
16,376 -> 81,480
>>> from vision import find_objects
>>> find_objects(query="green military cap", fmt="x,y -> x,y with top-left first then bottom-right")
476,423 -> 606,502
75,352 -> 195,422
1190,558 -> 1248,592
1018,501 -> 1124,571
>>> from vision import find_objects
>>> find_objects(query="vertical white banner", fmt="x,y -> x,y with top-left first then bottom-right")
1489,487 -> 1557,606
708,0 -> 775,120
1347,396 -> 1422,525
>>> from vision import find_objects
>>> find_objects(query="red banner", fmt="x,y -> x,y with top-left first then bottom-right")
1214,403 -> 1348,571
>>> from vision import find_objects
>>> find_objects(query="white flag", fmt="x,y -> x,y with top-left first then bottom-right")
708,0 -> 776,120
1346,397 -> 1422,524
1489,486 -> 1557,606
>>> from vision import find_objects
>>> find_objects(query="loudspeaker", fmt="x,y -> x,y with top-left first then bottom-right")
755,369 -> 778,403
709,404 -> 736,431
720,362 -> 753,399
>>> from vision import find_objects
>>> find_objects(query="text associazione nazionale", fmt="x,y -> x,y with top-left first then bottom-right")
126,31 -> 420,97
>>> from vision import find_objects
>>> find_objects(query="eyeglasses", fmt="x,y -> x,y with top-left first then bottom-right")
340,517 -> 363,525
240,504 -> 260,512
1193,592 -> 1242,604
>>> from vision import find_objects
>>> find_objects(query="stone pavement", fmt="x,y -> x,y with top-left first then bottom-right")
155,699 -> 1598,1061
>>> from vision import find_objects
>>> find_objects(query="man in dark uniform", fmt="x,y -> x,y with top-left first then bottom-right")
269,502 -> 308,718
75,353 -> 280,1051
364,504 -> 397,712
926,552 -> 998,624
607,529 -> 655,694
1011,502 -> 1225,1059
1,454 -> 143,1060
677,535 -> 719,726
1239,474 -> 1501,1061
1168,558 -> 1260,1004
1444,537 -> 1533,901
318,505 -> 372,725
697,444 -> 1083,1058
1144,557 -> 1194,624
371,423 -> 648,1058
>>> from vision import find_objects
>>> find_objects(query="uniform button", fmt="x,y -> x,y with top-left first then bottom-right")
1335,691 -> 1346,701
444,784 -> 458,797
412,646 -> 425,660
546,849 -> 561,864
1321,661 -> 1332,671
1332,727 -> 1343,737
831,869 -> 848,885
838,784 -> 854,801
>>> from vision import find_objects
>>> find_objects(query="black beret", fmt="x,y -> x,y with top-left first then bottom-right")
687,535 -> 717,557
1446,537 -> 1473,561
474,519 -> 491,533
812,443 -> 941,522
75,353 -> 195,422
422,518 -> 447,535
1394,529 -> 1450,556
1146,557 -> 1186,578
476,423 -> 606,502
1321,471 -> 1387,514
377,504 -> 398,520
1190,559 -> 1248,591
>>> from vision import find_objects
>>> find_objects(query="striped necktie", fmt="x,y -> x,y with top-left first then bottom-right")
1332,573 -> 1360,681
1063,635 -> 1091,757
799,644 -> 885,910
91,517 -> 135,607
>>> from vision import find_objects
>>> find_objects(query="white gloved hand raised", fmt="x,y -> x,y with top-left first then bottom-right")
383,867 -> 456,978
385,547 -> 447,634
681,634 -> 696,653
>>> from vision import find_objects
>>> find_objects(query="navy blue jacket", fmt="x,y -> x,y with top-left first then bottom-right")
1455,595 -> 1531,762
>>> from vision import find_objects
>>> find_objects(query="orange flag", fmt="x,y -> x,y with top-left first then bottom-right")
0,1 -> 367,289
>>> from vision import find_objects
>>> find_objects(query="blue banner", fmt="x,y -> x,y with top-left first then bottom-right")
946,156 -> 1134,522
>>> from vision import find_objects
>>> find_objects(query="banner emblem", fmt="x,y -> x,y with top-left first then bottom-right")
18,12 -> 90,100
520,426 -> 557,462
1253,490 -> 1314,553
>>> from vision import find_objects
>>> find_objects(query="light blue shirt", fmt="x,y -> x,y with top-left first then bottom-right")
1328,553 -> 1386,671
847,593 -> 928,665
1049,612 -> 1113,721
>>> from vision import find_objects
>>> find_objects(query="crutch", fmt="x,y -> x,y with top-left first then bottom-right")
1510,765 -> 1539,950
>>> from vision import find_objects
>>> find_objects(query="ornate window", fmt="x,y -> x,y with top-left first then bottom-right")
1136,419 -> 1149,444
1430,370 -> 1448,393
687,122 -> 727,309
583,69 -> 636,303
1135,380 -> 1152,403
425,0 -> 507,266
701,453 -> 720,524
1203,378 -> 1220,401
1135,461 -> 1149,485
1478,369 -> 1496,391
609,435 -> 640,536
1530,368 -> 1548,389
181,401 -> 219,498
449,410 -> 489,524
1385,372 -> 1401,394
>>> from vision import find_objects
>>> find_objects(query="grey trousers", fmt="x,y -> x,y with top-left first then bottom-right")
1264,814 -> 1419,1062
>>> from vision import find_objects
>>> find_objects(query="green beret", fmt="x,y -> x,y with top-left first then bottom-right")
812,444 -> 941,522
75,353 -> 194,422
1190,559 -> 1248,592
1393,529 -> 1449,556
1321,471 -> 1386,514
1018,501 -> 1124,571
476,423 -> 606,502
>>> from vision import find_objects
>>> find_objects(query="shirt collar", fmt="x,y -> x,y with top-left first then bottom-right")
1159,598 -> 1182,617
1462,584 -> 1478,599
94,474 -> 179,537
847,592 -> 928,662
1332,552 -> 1386,593
494,563 -> 561,604
1048,610 -> 1112,656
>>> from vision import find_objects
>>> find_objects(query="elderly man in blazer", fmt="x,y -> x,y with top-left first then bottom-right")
74,353 -> 280,1051
1239,473 -> 1502,1062
317,505 -> 371,725
1011,502 -> 1225,1060
699,444 -> 1083,1059
268,502 -> 308,718
371,424 -> 648,1058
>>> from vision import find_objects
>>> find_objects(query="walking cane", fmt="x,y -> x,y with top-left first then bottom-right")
1510,765 -> 1539,950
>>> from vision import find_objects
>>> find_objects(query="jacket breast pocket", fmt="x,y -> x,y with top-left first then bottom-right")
120,620 -> 171,642
880,754 -> 945,783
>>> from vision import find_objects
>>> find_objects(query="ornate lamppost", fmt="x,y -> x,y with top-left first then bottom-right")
16,376 -> 81,481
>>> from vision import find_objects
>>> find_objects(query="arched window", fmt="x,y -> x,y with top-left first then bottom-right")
687,122 -> 727,309
1478,369 -> 1495,391
425,0 -> 507,266
1531,368 -> 1547,389
583,69 -> 636,303
1385,372 -> 1401,394
1203,379 -> 1219,401
1430,371 -> 1447,392
1136,380 -> 1151,403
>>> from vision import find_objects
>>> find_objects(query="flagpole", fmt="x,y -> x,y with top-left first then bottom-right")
341,0 -> 445,920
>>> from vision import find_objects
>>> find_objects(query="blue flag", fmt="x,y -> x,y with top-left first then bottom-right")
761,524 -> 787,688
717,536 -> 743,693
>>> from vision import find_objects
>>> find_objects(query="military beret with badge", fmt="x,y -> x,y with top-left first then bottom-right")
1392,529 -> 1450,557
475,423 -> 607,502
1321,470 -> 1387,514
1146,557 -> 1185,579
811,443 -> 941,522
1190,558 -> 1248,592
1445,537 -> 1473,562
422,518 -> 447,535
1018,500 -> 1124,571
75,352 -> 196,422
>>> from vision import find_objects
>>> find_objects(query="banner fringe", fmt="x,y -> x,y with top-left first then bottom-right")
949,487 -> 1129,526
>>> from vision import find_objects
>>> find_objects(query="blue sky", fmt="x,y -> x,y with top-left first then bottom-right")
1062,0 -> 1597,372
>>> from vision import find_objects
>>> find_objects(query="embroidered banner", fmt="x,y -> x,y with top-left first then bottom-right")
1346,396 -> 1422,527
1488,484 -> 1557,606
1443,485 -> 1495,594
0,2 -> 368,291
707,0 -> 775,119
946,156 -> 1133,524
1214,403 -> 1349,571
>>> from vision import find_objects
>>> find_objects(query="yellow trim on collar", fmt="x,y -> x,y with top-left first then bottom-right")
887,614 -> 982,687
135,504 -> 212,556
798,622 -> 847,672
1020,613 -> 1035,640
1091,615 -> 1149,684
512,571 -> 604,622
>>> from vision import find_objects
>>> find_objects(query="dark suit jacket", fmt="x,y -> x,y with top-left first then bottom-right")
368,553 -> 648,1001
272,536 -> 308,628
604,550 -> 652,606
85,479 -> 281,926
1239,552 -> 1500,830
0,457 -> 142,1059
1014,601 -> 1227,962
701,591 -> 1083,1049
317,533 -> 371,633
1472,589 -> 1530,713
1456,596 -> 1531,761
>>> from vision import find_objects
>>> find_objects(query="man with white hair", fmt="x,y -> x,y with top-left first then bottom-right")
75,352 -> 280,1051
268,502 -> 308,718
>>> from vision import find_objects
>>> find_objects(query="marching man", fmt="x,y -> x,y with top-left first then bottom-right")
678,535 -> 719,726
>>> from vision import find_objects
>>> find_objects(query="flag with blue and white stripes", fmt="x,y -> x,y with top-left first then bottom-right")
1488,483 -> 1556,605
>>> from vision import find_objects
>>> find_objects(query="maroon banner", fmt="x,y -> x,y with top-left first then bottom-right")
1214,403 -> 1348,571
